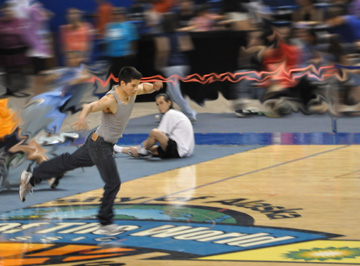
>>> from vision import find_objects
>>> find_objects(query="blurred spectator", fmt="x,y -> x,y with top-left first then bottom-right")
321,34 -> 347,114
93,0 -> 113,39
130,0 -> 146,21
7,0 -> 28,19
233,30 -> 267,117
261,24 -> 302,102
326,0 -> 360,44
129,0 -> 146,32
60,8 -> 94,64
292,0 -> 324,23
176,0 -> 196,29
91,0 -> 113,60
246,0 -> 271,25
236,22 -> 306,117
154,13 -> 197,121
23,0 -> 54,95
0,3 -> 29,95
348,0 -> 360,16
326,0 -> 348,19
154,0 -> 176,14
222,0 -> 253,30
293,27 -> 320,67
104,7 -> 139,87
187,3 -> 224,31
144,3 -> 163,34
128,0 -> 147,34
292,27 -> 329,111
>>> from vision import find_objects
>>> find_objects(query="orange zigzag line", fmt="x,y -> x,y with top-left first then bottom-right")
85,64 -> 338,87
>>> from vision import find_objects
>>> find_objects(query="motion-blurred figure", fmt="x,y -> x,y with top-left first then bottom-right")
60,8 -> 94,64
154,13 -> 197,121
104,7 -> 139,88
0,3 -> 29,95
23,0 -> 54,95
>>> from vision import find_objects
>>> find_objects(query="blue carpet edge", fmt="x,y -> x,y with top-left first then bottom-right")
117,132 -> 360,145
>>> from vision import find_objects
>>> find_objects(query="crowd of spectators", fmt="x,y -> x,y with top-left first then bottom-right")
1,0 -> 360,118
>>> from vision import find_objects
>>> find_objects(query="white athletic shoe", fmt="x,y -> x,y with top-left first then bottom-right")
127,146 -> 152,158
19,168 -> 33,202
136,147 -> 152,158
97,224 -> 123,236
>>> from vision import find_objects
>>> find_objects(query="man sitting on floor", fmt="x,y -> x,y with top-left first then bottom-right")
114,93 -> 195,159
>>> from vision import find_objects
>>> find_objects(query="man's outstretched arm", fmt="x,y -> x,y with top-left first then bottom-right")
72,95 -> 115,131
137,81 -> 163,95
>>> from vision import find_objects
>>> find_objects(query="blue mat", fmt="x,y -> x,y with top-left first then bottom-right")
117,132 -> 360,145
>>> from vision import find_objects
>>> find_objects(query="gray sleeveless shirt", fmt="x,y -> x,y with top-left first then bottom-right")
95,87 -> 135,144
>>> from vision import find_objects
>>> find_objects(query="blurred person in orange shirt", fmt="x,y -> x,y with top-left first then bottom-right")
260,24 -> 301,100
60,8 -> 94,63
94,0 -> 113,39
154,0 -> 176,14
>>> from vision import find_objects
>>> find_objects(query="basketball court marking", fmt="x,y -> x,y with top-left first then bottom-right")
1,145 -> 360,266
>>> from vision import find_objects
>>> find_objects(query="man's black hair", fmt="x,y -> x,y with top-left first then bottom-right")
118,66 -> 142,84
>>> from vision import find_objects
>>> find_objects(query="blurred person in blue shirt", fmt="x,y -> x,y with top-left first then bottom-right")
104,7 -> 139,87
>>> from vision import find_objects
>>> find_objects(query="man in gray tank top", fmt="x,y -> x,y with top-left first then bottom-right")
19,66 -> 163,235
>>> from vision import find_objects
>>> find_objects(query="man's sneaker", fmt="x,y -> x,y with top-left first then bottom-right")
97,224 -> 123,236
136,146 -> 152,158
19,166 -> 34,202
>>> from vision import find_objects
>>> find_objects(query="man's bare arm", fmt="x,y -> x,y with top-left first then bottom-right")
137,81 -> 163,95
72,95 -> 115,131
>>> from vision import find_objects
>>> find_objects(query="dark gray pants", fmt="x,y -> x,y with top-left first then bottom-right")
32,132 -> 121,225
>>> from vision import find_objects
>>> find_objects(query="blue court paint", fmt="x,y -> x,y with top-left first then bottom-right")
117,132 -> 360,145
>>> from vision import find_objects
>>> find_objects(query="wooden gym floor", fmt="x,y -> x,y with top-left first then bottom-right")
1,144 -> 360,265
